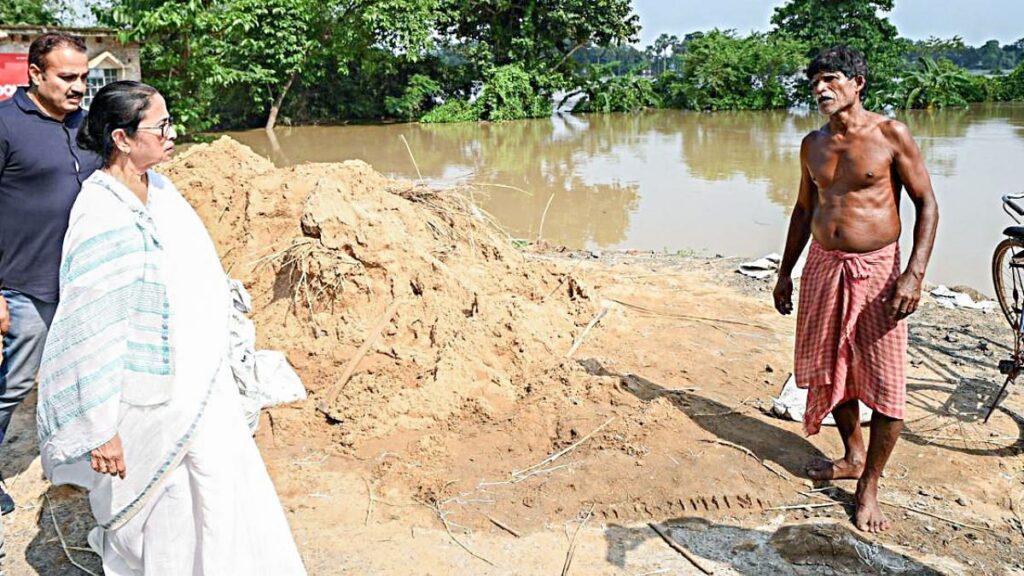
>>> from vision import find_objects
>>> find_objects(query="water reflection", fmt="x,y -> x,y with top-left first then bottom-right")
225,103 -> 1024,290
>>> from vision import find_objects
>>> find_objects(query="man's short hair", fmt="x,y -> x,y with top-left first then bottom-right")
28,32 -> 88,83
806,46 -> 869,99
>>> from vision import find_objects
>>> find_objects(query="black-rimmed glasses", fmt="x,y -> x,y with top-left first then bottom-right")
138,117 -> 176,139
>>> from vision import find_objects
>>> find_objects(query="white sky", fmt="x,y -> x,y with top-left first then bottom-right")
633,0 -> 1024,47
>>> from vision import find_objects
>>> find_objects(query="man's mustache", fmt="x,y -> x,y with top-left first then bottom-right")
67,91 -> 85,98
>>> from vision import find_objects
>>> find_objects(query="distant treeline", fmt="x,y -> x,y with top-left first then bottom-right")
578,36 -> 1024,79
4,0 -> 1023,133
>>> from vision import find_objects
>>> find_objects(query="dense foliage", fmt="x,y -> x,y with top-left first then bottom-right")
5,0 -> 1023,130
1000,61 -> 1024,102
769,0 -> 906,108
98,0 -> 437,132
905,37 -> 1024,71
898,57 -> 973,110
654,30 -> 806,111
0,0 -> 64,25
572,63 -> 660,113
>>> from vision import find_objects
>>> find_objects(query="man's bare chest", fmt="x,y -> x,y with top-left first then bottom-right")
807,138 -> 894,191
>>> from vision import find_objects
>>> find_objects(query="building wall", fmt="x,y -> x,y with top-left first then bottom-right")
0,26 -> 141,90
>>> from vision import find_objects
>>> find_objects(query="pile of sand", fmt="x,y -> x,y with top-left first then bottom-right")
163,137 -> 598,446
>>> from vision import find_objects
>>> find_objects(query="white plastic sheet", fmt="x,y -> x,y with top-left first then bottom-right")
930,285 -> 996,312
228,280 -> 307,432
737,252 -> 805,280
771,374 -> 872,426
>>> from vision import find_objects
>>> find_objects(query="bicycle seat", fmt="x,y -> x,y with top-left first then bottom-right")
1004,226 -> 1024,238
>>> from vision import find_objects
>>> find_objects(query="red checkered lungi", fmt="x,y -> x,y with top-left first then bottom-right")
795,240 -> 907,435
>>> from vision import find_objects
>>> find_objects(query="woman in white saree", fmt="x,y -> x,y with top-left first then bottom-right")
36,81 -> 306,575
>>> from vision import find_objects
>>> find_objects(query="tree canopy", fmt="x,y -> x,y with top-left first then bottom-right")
0,0 -> 63,25
7,0 -> 1023,129
770,0 -> 906,107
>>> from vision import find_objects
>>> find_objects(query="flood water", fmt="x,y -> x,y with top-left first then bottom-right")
224,103 -> 1024,293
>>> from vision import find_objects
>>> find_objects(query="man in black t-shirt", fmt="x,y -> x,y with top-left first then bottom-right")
0,33 -> 102,517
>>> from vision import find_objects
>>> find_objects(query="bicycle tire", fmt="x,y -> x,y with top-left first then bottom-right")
992,237 -> 1024,329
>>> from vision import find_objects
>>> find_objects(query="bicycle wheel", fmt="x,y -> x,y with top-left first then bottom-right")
992,237 -> 1024,329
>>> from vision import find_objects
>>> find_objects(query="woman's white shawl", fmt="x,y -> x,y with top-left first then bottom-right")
37,169 -> 231,529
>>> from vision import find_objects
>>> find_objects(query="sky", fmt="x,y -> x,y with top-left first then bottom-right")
633,0 -> 1024,47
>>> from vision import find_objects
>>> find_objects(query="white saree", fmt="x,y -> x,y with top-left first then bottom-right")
38,170 -> 305,574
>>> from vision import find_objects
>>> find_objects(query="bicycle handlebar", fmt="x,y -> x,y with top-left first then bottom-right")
1003,194 -> 1024,216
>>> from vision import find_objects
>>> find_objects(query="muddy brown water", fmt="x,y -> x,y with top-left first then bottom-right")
222,103 -> 1024,293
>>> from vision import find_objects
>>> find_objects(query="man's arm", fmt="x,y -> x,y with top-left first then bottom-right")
885,120 -> 939,319
774,134 -> 817,315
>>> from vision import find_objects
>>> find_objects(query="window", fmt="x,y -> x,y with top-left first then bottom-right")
84,68 -> 118,108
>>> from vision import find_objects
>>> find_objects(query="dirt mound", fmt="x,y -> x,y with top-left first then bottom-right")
164,137 -> 596,446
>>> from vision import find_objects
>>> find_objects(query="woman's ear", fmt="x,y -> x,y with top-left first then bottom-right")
111,128 -> 131,155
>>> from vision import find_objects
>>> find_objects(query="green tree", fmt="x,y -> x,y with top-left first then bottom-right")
437,0 -> 638,73
651,33 -> 679,76
572,43 -> 646,76
434,0 -> 639,118
106,0 -> 438,133
214,0 -> 319,131
0,0 -> 64,24
223,0 -> 436,130
769,0 -> 906,108
905,36 -> 968,67
1010,38 -> 1024,67
665,30 -> 806,111
998,60 -> 1024,101
977,39 -> 1006,71
105,0 -> 226,132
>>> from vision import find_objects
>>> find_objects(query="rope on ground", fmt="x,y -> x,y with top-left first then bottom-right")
560,504 -> 595,576
879,499 -> 999,534
701,439 -> 790,481
45,494 -> 100,576
605,297 -> 770,330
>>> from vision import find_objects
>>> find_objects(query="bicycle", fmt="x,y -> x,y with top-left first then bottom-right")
987,193 -> 1024,422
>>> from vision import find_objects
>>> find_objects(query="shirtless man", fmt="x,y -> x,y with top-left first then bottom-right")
773,46 -> 939,533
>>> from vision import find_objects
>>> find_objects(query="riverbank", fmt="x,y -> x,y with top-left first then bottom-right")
3,138 -> 1023,574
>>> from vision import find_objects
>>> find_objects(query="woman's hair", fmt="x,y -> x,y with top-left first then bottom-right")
78,81 -> 159,165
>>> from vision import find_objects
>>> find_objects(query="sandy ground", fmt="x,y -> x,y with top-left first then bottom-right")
4,139 -> 1024,575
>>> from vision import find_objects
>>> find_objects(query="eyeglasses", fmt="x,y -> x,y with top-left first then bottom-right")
138,117 -> 176,140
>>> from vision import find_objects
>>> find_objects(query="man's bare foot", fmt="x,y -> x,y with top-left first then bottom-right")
855,480 -> 891,533
805,455 -> 865,480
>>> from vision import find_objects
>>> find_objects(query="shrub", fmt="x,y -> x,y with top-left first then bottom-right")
385,74 -> 442,121
420,98 -> 480,123
476,64 -> 552,121
573,73 -> 660,113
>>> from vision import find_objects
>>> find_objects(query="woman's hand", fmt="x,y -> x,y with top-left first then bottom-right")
91,435 -> 126,479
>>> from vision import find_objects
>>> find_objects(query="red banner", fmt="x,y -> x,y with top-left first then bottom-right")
0,53 -> 29,101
